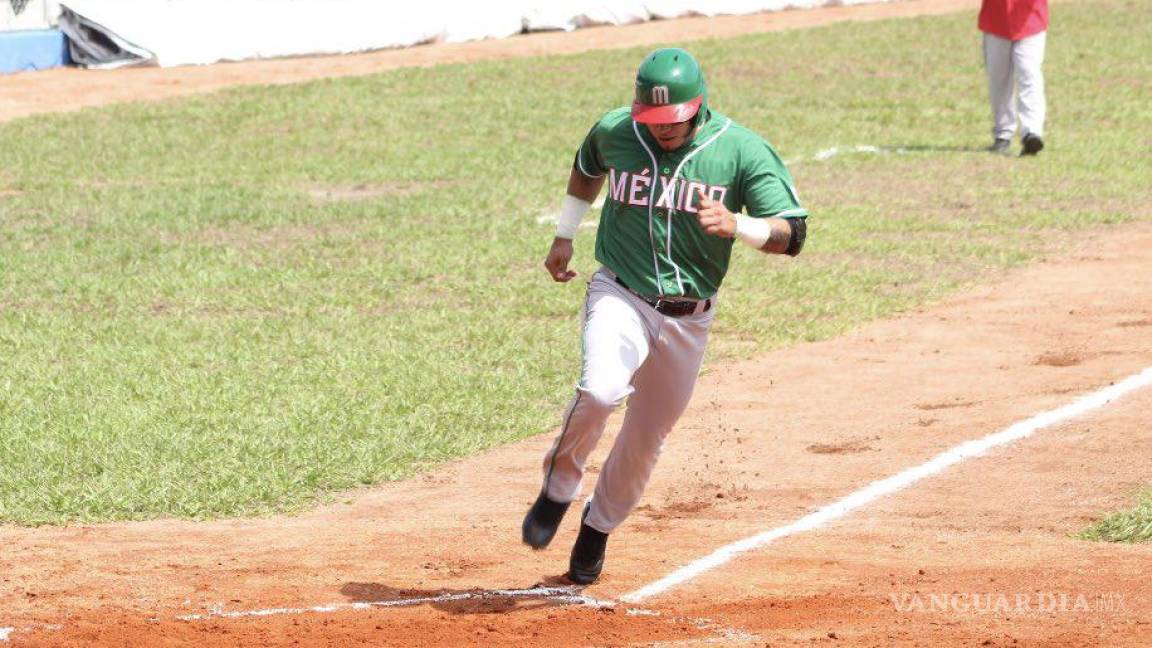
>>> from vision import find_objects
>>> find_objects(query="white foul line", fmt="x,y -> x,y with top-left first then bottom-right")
0,625 -> 61,643
621,366 -> 1152,603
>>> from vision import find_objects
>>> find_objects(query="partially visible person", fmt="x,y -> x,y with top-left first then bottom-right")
979,0 -> 1049,156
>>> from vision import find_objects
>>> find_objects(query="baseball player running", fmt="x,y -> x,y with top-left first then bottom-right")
522,48 -> 808,584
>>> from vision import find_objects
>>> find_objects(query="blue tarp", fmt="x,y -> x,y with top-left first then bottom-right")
0,28 -> 69,74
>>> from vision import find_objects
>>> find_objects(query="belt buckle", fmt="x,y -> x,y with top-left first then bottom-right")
654,298 -> 691,317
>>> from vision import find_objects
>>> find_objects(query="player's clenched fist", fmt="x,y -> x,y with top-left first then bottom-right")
544,237 -> 578,282
695,189 -> 736,238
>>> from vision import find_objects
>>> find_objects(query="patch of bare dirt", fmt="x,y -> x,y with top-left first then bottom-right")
915,398 -> 978,411
638,499 -> 716,521
806,437 -> 876,454
1035,350 -> 1089,367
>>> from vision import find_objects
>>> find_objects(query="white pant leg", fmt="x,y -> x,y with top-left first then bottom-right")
1014,30 -> 1047,138
983,33 -> 1017,141
586,302 -> 715,533
541,272 -> 651,503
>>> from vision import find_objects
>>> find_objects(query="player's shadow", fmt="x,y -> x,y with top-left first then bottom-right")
339,576 -> 583,616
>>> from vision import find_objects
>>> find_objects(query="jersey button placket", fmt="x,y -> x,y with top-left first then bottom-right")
659,159 -> 673,216
657,160 -> 676,295
657,164 -> 672,227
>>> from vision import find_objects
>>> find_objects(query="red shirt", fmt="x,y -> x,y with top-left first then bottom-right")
979,0 -> 1049,40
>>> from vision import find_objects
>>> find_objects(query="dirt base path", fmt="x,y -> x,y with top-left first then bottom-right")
0,0 -> 981,123
2,217 -> 1149,646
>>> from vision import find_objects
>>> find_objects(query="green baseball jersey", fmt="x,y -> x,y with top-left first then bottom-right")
575,107 -> 806,299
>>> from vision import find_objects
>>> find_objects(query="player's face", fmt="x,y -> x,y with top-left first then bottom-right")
646,120 -> 694,151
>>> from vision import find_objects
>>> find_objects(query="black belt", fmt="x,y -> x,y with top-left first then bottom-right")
615,276 -> 712,318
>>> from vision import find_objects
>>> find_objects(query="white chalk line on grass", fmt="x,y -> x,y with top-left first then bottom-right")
620,365 -> 1152,603
536,196 -> 605,228
799,144 -> 905,163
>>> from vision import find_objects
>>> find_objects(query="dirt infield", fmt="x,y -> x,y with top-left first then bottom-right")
2,0 -> 1149,645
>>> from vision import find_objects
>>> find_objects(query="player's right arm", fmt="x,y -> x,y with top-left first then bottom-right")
566,165 -> 605,203
544,118 -> 610,283
544,168 -> 605,282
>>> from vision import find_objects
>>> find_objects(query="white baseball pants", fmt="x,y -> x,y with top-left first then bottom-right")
540,268 -> 715,534
983,31 -> 1047,141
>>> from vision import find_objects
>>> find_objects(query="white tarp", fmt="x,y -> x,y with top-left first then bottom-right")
2,0 -> 60,31
58,0 -> 886,68
522,1 -> 651,31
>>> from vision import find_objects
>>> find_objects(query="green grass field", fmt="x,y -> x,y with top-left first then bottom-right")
0,0 -> 1148,526
1080,490 -> 1152,543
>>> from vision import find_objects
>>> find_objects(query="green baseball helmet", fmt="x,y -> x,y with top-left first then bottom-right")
631,48 -> 707,124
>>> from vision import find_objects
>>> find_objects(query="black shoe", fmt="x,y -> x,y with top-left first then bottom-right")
567,504 -> 608,585
1021,133 -> 1044,156
989,138 -> 1011,155
521,493 -> 570,549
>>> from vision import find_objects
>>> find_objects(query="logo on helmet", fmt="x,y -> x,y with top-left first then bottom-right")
650,86 -> 670,105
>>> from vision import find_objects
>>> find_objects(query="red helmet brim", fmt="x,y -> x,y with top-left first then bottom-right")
631,96 -> 703,124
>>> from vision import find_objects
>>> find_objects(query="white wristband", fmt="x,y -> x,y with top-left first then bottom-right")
735,215 -> 771,249
556,195 -> 591,239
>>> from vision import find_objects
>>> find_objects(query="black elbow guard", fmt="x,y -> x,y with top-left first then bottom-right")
785,218 -> 807,257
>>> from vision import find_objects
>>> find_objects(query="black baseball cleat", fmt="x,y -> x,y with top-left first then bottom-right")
567,505 -> 609,585
1020,133 -> 1045,156
522,493 -> 571,549
989,138 -> 1011,155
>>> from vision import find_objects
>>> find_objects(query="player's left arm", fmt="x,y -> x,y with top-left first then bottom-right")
696,195 -> 805,256
752,215 -> 805,256
702,141 -> 808,256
